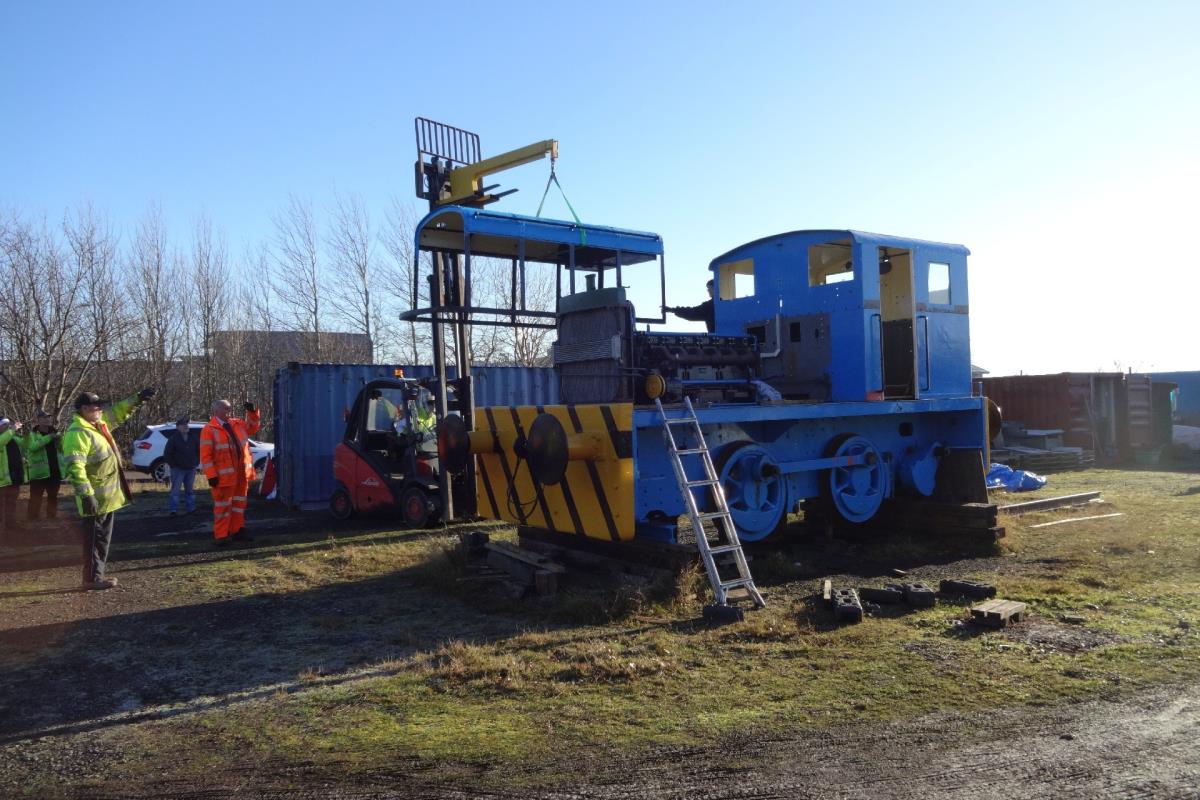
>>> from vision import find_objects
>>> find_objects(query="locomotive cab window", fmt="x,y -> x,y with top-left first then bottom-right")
928,261 -> 951,305
717,258 -> 755,300
808,240 -> 854,286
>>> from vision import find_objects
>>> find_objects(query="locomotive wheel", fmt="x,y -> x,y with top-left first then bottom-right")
329,484 -> 356,521
712,441 -> 787,542
822,433 -> 887,524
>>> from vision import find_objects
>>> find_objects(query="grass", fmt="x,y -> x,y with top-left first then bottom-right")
7,468 -> 1200,794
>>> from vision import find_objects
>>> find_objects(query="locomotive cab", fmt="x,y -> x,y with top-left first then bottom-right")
708,231 -> 971,403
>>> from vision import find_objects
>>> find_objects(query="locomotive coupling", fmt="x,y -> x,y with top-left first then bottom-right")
524,413 -> 603,485
438,415 -> 500,473
438,411 -> 607,487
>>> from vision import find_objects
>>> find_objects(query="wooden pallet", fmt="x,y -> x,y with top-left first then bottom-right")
969,598 -> 1028,628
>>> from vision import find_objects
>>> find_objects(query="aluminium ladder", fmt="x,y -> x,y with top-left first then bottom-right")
656,397 -> 765,609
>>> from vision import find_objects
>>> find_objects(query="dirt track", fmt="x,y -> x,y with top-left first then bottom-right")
16,683 -> 1195,799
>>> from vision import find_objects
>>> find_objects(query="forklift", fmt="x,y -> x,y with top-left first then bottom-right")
330,377 -> 470,527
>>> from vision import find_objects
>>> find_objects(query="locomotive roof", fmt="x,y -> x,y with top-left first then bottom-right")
708,229 -> 970,265
415,205 -> 663,269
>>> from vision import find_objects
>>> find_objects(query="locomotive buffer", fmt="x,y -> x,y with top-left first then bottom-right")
657,397 -> 766,615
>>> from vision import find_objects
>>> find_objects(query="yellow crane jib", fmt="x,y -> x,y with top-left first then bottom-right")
441,139 -> 558,207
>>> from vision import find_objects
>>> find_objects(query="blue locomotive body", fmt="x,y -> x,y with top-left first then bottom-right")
423,208 -> 987,544
630,229 -> 984,541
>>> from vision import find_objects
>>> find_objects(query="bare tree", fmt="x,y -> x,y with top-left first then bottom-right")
379,197 -> 429,364
67,204 -> 132,407
0,207 -> 131,423
467,256 -> 556,367
326,192 -> 378,361
271,194 -> 323,360
126,204 -> 186,419
192,214 -> 228,403
505,260 -> 556,366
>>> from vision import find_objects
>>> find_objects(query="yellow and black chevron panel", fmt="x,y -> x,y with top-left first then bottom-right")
473,404 -> 634,541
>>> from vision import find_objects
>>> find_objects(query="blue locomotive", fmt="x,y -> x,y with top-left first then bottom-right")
426,206 -> 988,545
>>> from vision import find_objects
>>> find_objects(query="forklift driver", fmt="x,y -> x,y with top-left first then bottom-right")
412,389 -> 436,438
389,389 -> 435,441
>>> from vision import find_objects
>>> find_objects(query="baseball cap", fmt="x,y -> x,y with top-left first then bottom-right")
0,418 -> 9,427
73,392 -> 108,409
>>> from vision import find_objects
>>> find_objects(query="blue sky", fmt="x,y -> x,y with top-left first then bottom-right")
2,1 -> 1197,374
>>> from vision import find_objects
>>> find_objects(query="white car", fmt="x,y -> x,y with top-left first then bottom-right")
131,422 -> 274,483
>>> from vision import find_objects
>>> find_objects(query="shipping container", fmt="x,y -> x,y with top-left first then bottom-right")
982,372 -> 1171,463
1149,371 -> 1200,426
981,373 -> 1124,460
273,363 -> 559,510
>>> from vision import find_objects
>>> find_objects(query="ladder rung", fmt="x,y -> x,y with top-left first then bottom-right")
676,448 -> 708,456
695,511 -> 731,522
707,544 -> 742,555
665,417 -> 700,426
720,577 -> 754,590
685,479 -> 719,488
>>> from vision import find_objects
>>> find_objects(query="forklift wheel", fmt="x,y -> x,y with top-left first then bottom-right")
401,487 -> 432,528
329,486 -> 356,520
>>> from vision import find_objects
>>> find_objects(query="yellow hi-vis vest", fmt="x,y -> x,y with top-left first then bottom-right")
0,428 -> 25,488
25,429 -> 64,481
62,396 -> 140,516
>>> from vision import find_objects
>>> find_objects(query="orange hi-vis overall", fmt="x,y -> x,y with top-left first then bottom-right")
199,410 -> 261,540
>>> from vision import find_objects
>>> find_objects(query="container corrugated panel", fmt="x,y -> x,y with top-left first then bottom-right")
273,363 -> 559,510
1149,371 -> 1200,426
982,373 -> 1077,437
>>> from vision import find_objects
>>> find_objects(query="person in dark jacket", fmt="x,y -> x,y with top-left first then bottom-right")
0,417 -> 26,539
25,410 -> 64,520
666,279 -> 715,332
164,418 -> 200,516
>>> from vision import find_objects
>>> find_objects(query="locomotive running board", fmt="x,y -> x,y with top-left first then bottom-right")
656,397 -> 766,610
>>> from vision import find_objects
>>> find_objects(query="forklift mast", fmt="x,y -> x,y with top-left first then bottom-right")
413,117 -> 559,522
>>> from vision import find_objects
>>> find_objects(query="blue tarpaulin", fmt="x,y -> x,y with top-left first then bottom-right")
987,463 -> 1047,492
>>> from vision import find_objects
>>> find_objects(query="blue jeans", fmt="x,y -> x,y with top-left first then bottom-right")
169,468 -> 196,513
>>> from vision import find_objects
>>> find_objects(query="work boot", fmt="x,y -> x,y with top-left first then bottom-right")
84,577 -> 119,590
